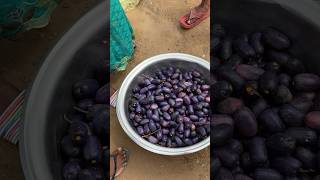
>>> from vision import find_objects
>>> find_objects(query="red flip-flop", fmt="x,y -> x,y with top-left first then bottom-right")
179,8 -> 210,29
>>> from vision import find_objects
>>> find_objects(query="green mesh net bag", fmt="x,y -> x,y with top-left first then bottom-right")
110,0 -> 135,72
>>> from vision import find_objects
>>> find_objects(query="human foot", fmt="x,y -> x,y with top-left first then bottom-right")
110,147 -> 129,180
179,4 -> 210,29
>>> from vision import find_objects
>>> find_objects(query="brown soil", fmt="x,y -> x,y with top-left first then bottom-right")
110,0 -> 210,180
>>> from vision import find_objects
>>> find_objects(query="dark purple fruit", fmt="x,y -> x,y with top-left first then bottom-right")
234,174 -> 253,180
211,156 -> 221,175
63,161 -> 81,180
217,97 -> 244,114
217,66 -> 245,91
73,79 -> 100,100
293,73 -> 320,92
236,64 -> 265,80
258,108 -> 285,133
264,61 -> 281,72
240,152 -> 252,172
248,137 -> 268,166
271,156 -> 302,176
83,136 -> 102,164
279,73 -> 292,87
215,168 -> 233,180
266,133 -> 296,155
254,168 -> 284,180
284,58 -> 305,75
226,139 -> 243,154
250,32 -> 264,54
227,54 -> 243,68
267,50 -> 290,66
259,71 -> 279,95
211,124 -> 233,147
216,148 -> 239,168
68,120 -> 90,145
233,107 -> 258,137
279,104 -> 304,127
263,27 -> 290,50
61,135 -> 80,157
220,37 -> 233,60
95,84 -> 108,104
234,34 -> 256,59
77,99 -> 95,111
295,147 -> 317,170
251,98 -> 269,117
305,111 -> 320,132
78,169 -> 95,180
211,114 -> 234,127
273,85 -> 293,104
285,127 -> 317,146
211,81 -> 233,100
290,96 -> 313,113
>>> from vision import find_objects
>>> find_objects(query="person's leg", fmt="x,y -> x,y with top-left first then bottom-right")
179,0 -> 210,29
109,147 -> 129,180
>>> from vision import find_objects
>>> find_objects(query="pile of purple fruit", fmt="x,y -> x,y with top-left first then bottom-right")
128,67 -> 210,148
211,24 -> 320,180
60,63 -> 109,180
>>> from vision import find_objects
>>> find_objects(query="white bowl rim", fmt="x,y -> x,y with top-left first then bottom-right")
116,53 -> 210,156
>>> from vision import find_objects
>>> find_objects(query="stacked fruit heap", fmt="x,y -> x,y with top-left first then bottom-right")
61,66 -> 108,180
128,67 -> 210,148
211,24 -> 320,180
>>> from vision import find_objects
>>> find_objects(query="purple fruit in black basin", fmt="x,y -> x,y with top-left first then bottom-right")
61,135 -> 80,158
78,169 -> 96,180
216,147 -> 239,168
226,139 -> 243,154
254,168 -> 284,180
263,27 -> 291,50
251,98 -> 269,117
236,64 -> 265,81
211,81 -> 233,99
305,111 -> 320,132
83,136 -> 102,164
271,156 -> 302,176
95,84 -> 108,104
284,58 -> 305,75
86,104 -> 108,120
279,73 -> 292,87
293,73 -> 320,92
285,127 -> 317,147
211,124 -> 233,147
295,147 -> 317,171
234,34 -> 256,59
258,108 -> 285,133
248,137 -> 268,166
273,85 -> 293,104
264,61 -> 281,72
279,104 -> 304,127
220,37 -> 233,60
240,152 -> 252,172
290,96 -> 313,113
233,107 -> 257,137
217,97 -> 244,114
63,161 -> 81,180
73,79 -> 100,100
217,65 -> 245,91
259,71 -> 278,95
250,32 -> 264,55
215,168 -> 233,180
68,120 -> 90,145
77,99 -> 95,111
211,114 -> 234,127
267,50 -> 291,66
266,133 -> 296,155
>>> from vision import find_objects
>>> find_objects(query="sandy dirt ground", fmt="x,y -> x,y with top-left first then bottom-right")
110,1 -> 210,180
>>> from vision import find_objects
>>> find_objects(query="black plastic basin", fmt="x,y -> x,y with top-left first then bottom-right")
20,2 -> 107,180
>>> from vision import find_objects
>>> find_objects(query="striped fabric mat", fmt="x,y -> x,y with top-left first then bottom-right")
0,90 -> 26,144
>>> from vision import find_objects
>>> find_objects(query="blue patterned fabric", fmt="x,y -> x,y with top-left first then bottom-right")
110,0 -> 134,72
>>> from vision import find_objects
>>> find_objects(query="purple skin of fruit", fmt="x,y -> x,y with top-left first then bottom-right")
267,50 -> 291,66
259,71 -> 278,95
266,133 -> 296,155
279,104 -> 304,127
293,73 -> 320,92
305,111 -> 320,131
72,78 -> 100,100
262,27 -> 291,50
216,148 -> 239,168
63,161 -> 81,180
278,73 -> 292,87
250,32 -> 264,55
251,98 -> 269,117
233,107 -> 258,137
248,137 -> 268,166
95,84 -> 108,104
285,127 -> 317,146
235,64 -> 265,80
68,120 -> 89,145
77,99 -> 95,111
273,85 -> 293,104
210,114 -> 234,127
78,169 -> 96,180
92,109 -> 108,135
61,135 -> 80,158
215,168 -> 233,180
211,124 -> 233,147
83,136 -> 102,164
271,156 -> 302,176
234,34 -> 256,59
211,81 -> 233,100
217,97 -> 244,114
217,66 -> 245,91
254,168 -> 284,180
290,96 -> 313,113
295,147 -> 317,170
258,108 -> 285,133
